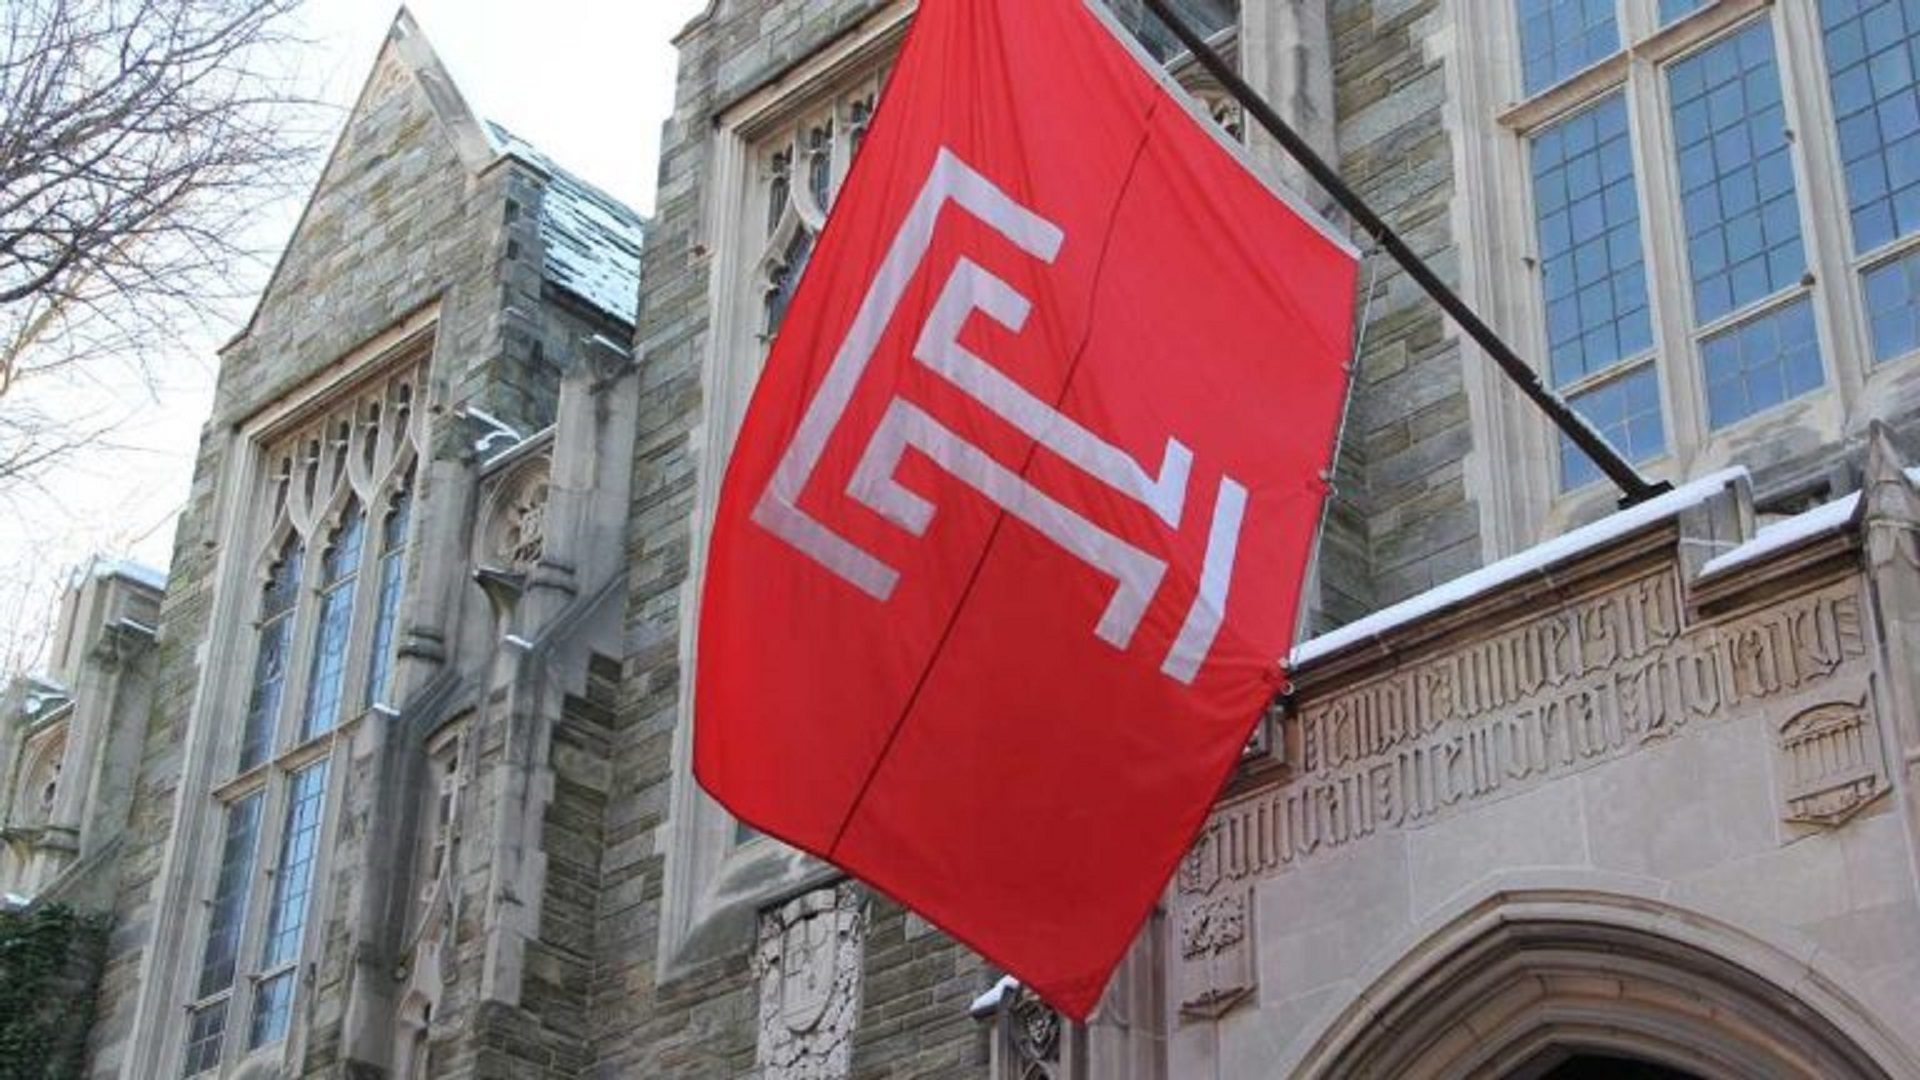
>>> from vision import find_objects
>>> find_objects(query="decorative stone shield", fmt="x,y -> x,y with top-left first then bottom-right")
754,882 -> 865,1079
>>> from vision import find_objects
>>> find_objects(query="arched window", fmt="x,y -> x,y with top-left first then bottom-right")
299,505 -> 363,742
363,482 -> 413,709
240,537 -> 303,772
180,355 -> 426,1075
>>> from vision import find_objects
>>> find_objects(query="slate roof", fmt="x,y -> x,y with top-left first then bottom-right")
486,122 -> 645,326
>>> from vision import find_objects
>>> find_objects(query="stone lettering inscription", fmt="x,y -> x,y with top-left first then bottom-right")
1180,574 -> 1867,894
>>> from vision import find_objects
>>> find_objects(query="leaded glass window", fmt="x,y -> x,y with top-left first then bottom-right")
755,79 -> 880,342
1563,364 -> 1666,490
1670,20 -> 1821,427
1864,246 -> 1920,359
250,762 -> 328,1049
364,484 -> 412,709
240,540 -> 301,772
180,355 -> 425,1074
1115,0 -> 1238,63
1530,94 -> 1664,489
1823,0 -> 1920,254
1822,0 -> 1920,363
1702,296 -> 1823,427
180,792 -> 263,1075
1519,0 -> 1618,96
300,505 -> 363,741
1670,21 -> 1803,323
1660,0 -> 1708,25
1533,95 -> 1651,385
1495,1 -> 1920,496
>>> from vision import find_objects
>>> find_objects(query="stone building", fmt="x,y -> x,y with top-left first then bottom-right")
0,560 -> 164,907
20,0 -> 1920,1077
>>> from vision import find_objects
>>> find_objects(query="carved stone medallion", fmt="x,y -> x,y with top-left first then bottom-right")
754,883 -> 865,1080
1776,696 -> 1890,828
480,460 -> 551,574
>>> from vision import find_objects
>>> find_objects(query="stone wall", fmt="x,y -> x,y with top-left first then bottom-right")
1324,0 -> 1482,619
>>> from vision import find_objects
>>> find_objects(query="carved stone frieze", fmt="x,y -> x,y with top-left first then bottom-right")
1181,574 -> 1873,894
754,882 -> 865,1080
1776,696 -> 1890,827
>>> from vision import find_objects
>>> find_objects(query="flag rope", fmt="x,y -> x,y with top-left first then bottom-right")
1291,245 -> 1380,669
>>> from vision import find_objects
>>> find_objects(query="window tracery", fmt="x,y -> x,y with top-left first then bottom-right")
755,79 -> 884,342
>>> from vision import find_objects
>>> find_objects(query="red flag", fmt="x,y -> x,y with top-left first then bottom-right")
696,0 -> 1357,1019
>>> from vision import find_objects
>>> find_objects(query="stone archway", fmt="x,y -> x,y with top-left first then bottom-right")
1295,892 -> 1911,1080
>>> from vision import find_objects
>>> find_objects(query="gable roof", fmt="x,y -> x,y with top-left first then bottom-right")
487,122 -> 645,326
225,10 -> 643,347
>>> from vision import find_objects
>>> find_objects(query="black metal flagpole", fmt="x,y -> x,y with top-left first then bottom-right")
1140,0 -> 1672,507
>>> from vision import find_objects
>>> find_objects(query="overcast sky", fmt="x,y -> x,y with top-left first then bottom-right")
0,1 -> 708,670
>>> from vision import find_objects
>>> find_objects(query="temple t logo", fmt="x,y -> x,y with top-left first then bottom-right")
750,148 -> 1247,685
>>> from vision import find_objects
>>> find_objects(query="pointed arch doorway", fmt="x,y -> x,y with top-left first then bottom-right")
1294,891 -> 1914,1079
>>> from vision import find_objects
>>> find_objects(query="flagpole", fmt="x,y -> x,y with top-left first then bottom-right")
1139,0 -> 1672,507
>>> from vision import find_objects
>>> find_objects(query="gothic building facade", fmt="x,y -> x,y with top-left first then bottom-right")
7,0 -> 1920,1077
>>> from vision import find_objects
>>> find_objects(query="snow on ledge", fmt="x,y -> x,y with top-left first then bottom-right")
1697,465 -> 1920,578
969,975 -> 1020,1017
93,557 -> 166,592
1699,493 -> 1859,578
1289,468 -> 1748,669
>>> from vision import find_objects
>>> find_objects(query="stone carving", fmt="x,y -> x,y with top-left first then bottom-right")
490,467 -> 549,573
1176,887 -> 1255,1018
1183,576 -> 1871,892
1777,696 -> 1889,827
754,883 -> 864,1080
995,984 -> 1063,1080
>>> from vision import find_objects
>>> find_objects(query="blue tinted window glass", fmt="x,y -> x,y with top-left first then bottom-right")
1661,0 -> 1708,23
1821,0 -> 1920,253
248,971 -> 295,1051
1532,94 -> 1650,386
258,763 -> 329,975
193,793 -> 262,1000
301,507 -> 363,741
1700,297 -> 1825,427
1670,20 -> 1803,323
1560,363 -> 1666,490
248,762 -> 329,1050
1863,247 -> 1920,360
239,537 -> 302,772
182,1003 -> 227,1077
363,487 -> 411,709
1518,0 -> 1620,95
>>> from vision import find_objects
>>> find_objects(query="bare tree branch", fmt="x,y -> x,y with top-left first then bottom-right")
0,0 -> 318,464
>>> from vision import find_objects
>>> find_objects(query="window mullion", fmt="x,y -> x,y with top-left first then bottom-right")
1781,0 -> 1872,410
1632,46 -> 1705,471
225,774 -> 288,1072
